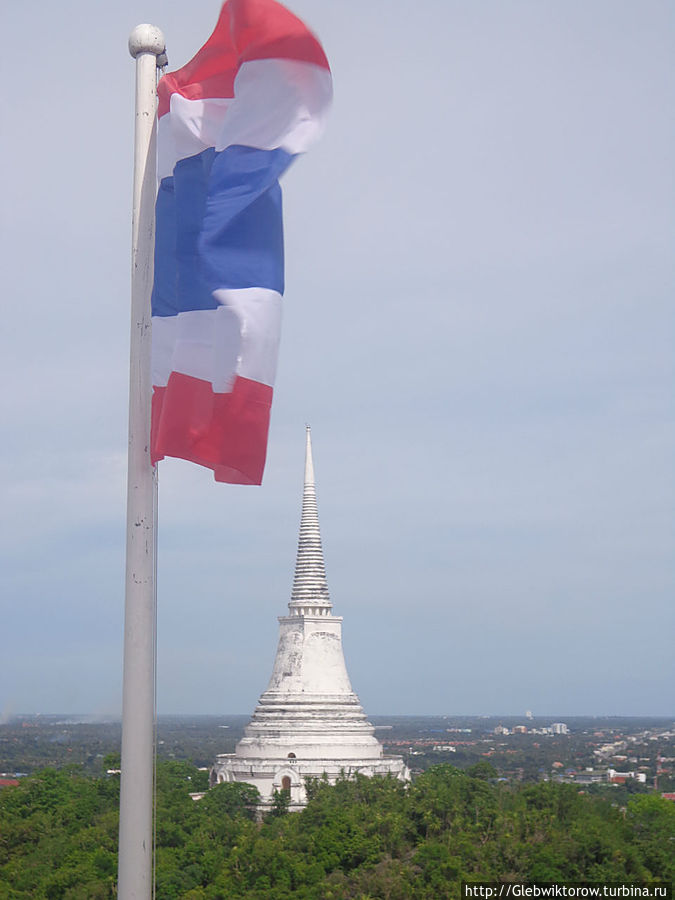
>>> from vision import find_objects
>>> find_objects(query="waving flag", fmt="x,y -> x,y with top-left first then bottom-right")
151,0 -> 331,484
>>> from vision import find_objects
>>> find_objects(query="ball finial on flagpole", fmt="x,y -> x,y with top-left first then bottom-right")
128,24 -> 165,59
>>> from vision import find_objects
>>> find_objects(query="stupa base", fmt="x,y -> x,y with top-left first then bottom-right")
211,752 -> 410,808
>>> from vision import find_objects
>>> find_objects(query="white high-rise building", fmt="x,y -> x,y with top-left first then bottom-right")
211,427 -> 409,809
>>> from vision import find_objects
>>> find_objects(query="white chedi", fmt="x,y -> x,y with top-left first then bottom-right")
211,427 -> 409,809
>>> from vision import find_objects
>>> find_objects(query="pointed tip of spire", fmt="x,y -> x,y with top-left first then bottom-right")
304,424 -> 315,487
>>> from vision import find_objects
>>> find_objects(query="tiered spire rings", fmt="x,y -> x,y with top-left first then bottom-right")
289,426 -> 332,616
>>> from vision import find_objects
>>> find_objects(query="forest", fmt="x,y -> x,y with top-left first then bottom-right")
0,761 -> 673,899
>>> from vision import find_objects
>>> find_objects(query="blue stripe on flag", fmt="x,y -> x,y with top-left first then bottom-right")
152,145 -> 293,317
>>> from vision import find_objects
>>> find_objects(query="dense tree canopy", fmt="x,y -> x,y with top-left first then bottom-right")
0,762 -> 673,899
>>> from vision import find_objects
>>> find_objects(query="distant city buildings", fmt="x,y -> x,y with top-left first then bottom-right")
0,778 -> 20,789
607,768 -> 647,784
493,722 -> 570,736
553,767 -> 647,786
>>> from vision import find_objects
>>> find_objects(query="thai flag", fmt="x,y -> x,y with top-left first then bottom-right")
151,0 -> 331,484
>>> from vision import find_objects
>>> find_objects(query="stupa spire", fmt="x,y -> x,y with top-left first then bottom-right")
211,426 -> 410,808
289,425 -> 331,613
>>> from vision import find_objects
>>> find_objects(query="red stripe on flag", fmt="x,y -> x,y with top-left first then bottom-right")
151,373 -> 273,485
231,0 -> 330,69
158,0 -> 329,117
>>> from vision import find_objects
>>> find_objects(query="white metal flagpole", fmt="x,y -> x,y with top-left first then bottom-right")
119,24 -> 165,900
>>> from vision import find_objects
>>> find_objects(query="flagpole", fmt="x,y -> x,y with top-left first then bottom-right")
119,24 -> 165,900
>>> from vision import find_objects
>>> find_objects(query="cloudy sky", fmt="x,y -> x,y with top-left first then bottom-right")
1,0 -> 673,719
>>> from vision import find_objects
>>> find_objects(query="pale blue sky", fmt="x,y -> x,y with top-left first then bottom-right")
1,0 -> 673,718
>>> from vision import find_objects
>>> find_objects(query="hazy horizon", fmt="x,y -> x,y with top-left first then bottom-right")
4,711 -> 674,723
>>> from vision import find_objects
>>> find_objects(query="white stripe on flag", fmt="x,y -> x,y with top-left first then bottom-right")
158,58 -> 332,178
217,58 -> 333,155
152,288 -> 282,391
158,97 -> 231,180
